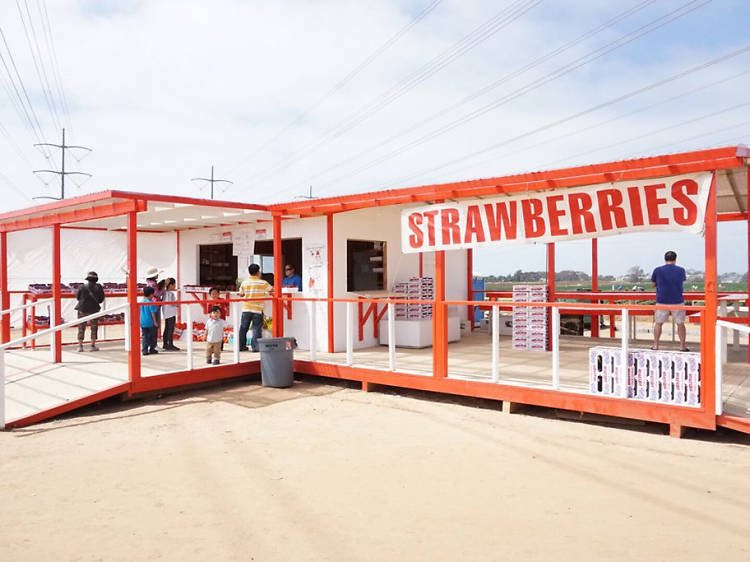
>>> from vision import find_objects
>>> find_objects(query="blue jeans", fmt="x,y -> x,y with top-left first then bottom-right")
141,326 -> 157,354
240,311 -> 263,351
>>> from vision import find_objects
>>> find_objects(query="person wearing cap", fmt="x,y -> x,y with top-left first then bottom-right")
282,264 -> 303,292
74,271 -> 105,352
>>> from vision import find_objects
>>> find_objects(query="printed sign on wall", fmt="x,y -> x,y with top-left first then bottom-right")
401,172 -> 712,253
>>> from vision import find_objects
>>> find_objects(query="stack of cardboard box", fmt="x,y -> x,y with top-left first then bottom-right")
393,277 -> 434,320
512,285 -> 548,351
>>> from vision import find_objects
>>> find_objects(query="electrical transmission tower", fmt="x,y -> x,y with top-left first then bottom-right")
191,165 -> 232,199
33,128 -> 92,200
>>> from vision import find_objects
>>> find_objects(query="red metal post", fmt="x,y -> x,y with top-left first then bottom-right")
747,165 -> 750,363
547,242 -> 555,351
327,213 -> 334,353
433,250 -> 448,378
52,224 -> 62,362
467,248 -> 474,330
703,172 -> 718,421
0,231 -> 9,343
127,211 -> 141,384
591,238 -> 599,338
418,253 -> 423,278
272,214 -> 283,337
176,230 -> 181,324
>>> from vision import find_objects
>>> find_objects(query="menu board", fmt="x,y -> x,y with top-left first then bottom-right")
232,230 -> 255,258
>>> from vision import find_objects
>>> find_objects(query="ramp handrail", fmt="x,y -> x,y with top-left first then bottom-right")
0,302 -> 130,429
0,297 -> 53,317
715,320 -> 750,417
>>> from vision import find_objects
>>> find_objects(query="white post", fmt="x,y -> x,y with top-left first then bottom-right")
48,300 -> 55,363
232,301 -> 240,364
0,350 -> 5,430
124,303 -> 131,351
620,308 -> 629,398
388,302 -> 395,371
346,301 -> 353,366
715,323 -> 723,416
491,304 -> 499,383
186,305 -> 193,371
552,307 -> 560,390
309,301 -> 317,361
732,299 -> 740,351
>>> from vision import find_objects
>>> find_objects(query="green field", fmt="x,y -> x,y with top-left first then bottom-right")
483,281 -> 747,293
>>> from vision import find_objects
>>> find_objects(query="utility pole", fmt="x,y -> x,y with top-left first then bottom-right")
295,185 -> 316,200
191,165 -> 232,199
33,128 -> 92,200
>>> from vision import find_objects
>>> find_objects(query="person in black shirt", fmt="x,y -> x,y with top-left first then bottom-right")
75,271 -> 105,352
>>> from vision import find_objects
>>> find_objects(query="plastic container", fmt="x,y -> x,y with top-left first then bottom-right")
258,337 -> 297,388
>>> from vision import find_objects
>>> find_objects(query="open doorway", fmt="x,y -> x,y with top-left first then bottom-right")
252,238 -> 302,287
198,243 -> 238,290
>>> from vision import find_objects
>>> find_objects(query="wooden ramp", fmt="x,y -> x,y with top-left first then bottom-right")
4,343 -> 130,427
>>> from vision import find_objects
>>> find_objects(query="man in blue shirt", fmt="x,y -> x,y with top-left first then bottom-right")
140,286 -> 160,355
651,251 -> 688,351
282,264 -> 303,292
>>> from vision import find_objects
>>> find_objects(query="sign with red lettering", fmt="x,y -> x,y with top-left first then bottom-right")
401,172 -> 712,253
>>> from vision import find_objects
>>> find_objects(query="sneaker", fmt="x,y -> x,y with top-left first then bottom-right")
238,347 -> 249,352
212,358 -> 220,365
168,346 -> 181,351
77,344 -> 84,352
90,344 -> 99,352
149,349 -> 159,355
142,351 -> 150,356
206,358 -> 212,364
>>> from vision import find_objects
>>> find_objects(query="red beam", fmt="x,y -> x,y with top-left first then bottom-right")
273,214 -> 283,337
0,200 -> 146,232
591,238 -> 599,338
51,224 -> 62,362
547,243 -> 555,350
0,231 -> 8,343
127,211 -> 141,384
702,172 -> 718,428
327,214 -> 334,353
467,248 -> 474,330
130,362 -> 260,394
718,212 -> 748,222
433,250 -> 447,378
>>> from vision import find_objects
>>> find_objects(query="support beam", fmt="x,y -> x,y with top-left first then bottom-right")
747,166 -> 750,363
433,250 -> 448,378
466,248 -> 473,330
0,231 -> 9,343
327,213 -> 334,353
591,238 -> 599,338
127,211 -> 141,384
272,214 -> 283,337
703,172 -> 718,424
52,224 -> 62,363
547,242 -> 555,351
176,230 -> 181,323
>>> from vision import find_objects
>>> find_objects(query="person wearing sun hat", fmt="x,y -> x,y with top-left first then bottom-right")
74,271 -> 105,352
145,266 -> 164,337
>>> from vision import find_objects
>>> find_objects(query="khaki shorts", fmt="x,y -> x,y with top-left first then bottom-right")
654,305 -> 686,325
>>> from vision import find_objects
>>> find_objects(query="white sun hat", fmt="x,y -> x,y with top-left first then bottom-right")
144,266 -> 163,278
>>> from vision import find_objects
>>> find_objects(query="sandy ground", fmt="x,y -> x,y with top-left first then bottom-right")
1,377 -> 749,562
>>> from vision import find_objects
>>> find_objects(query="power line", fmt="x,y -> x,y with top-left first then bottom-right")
0,117 -> 33,165
239,0 -> 541,187
304,0 -> 712,194
191,165 -> 233,200
36,0 -> 71,130
33,128 -> 92,200
380,42 -> 750,190
16,0 -> 62,131
0,25 -> 54,161
284,0 -> 657,193
228,0 -> 443,175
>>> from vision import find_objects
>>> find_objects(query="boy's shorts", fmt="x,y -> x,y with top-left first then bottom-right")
654,305 -> 686,324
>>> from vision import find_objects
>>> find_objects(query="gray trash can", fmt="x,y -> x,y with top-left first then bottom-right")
258,337 -> 297,388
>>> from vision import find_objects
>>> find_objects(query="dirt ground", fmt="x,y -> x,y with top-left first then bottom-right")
1,377 -> 749,562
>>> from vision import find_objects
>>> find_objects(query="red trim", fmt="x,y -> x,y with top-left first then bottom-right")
747,166 -> 750,363
110,190 -> 267,212
52,224 -> 62,362
591,238 -> 599,338
418,252 -> 423,277
127,211 -> 141,384
718,212 -> 748,222
130,362 -> 260,394
467,248 -> 473,328
702,172 -> 718,426
273,214 -> 283,337
270,146 -> 746,214
293,361 -> 715,430
5,383 -> 129,428
0,231 -> 8,343
327,214 -> 334,353
0,200 -> 146,232
433,250 -> 447,378
176,230 -> 181,324
716,414 -> 750,435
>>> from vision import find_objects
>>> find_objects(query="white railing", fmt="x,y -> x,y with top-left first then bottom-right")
715,320 -> 750,416
0,303 -> 129,430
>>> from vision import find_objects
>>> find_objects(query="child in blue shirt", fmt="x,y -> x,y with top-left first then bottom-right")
140,286 -> 159,355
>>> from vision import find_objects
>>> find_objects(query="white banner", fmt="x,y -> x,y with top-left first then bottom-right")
401,172 -> 712,253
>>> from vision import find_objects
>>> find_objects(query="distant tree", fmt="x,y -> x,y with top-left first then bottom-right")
626,265 -> 645,283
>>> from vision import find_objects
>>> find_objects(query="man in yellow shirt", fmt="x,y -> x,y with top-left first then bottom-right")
238,263 -> 273,352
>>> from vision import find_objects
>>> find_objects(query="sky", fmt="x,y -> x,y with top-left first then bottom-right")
0,0 -> 748,275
